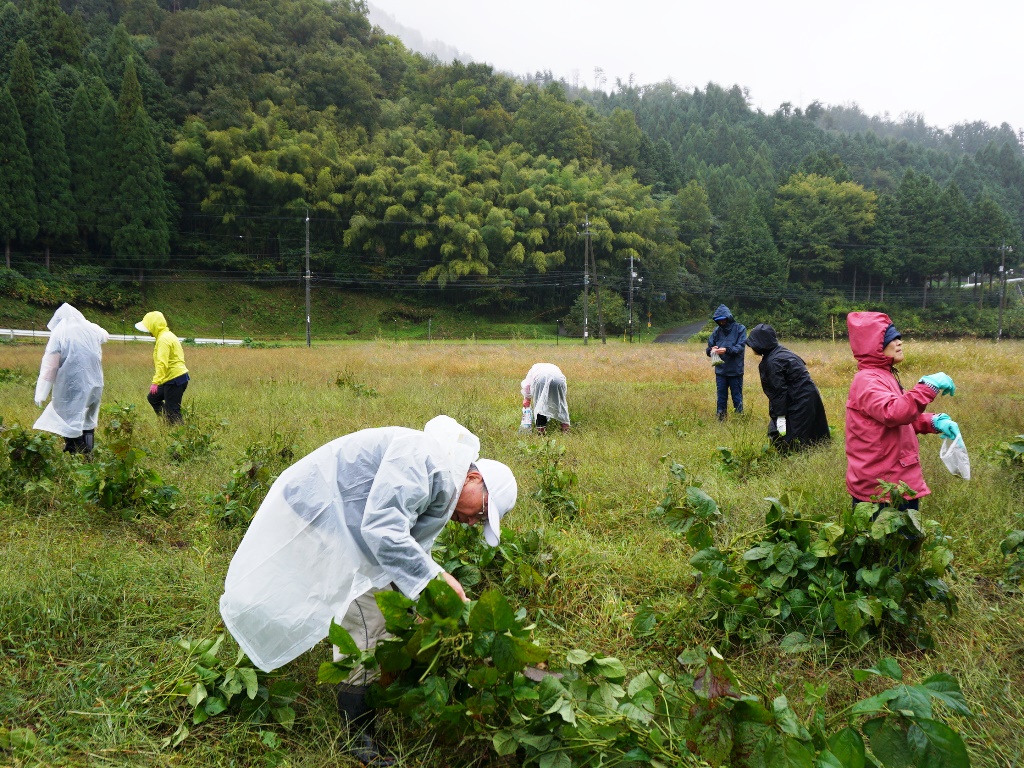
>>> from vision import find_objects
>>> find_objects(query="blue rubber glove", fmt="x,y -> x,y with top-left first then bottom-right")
919,372 -> 955,396
932,413 -> 960,440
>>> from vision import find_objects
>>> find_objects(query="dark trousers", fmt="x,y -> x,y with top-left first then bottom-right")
148,378 -> 189,424
716,374 -> 743,416
63,430 -> 94,454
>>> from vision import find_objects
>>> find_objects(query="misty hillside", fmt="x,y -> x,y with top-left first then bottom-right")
0,0 -> 1021,336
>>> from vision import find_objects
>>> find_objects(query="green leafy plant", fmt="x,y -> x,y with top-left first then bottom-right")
1,422 -> 63,480
993,434 -> 1024,471
206,432 -> 297,526
76,403 -> 180,518
155,634 -> 302,746
662,477 -> 956,650
522,438 -> 579,518
998,530 -> 1024,583
717,442 -> 777,480
0,367 -> 28,384
652,457 -> 722,549
167,415 -> 223,463
336,368 -> 380,397
433,524 -> 557,602
319,581 -> 972,768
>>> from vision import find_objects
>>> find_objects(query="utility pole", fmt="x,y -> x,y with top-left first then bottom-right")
582,216 -> 590,345
590,237 -> 606,344
997,241 -> 1012,341
305,208 -> 311,348
627,255 -> 636,343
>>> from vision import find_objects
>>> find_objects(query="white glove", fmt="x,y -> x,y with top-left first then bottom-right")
776,416 -> 787,437
35,399 -> 44,408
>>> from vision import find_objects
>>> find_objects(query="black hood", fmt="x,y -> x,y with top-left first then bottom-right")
746,323 -> 778,355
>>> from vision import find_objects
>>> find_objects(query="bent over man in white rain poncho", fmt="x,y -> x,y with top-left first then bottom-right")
521,362 -> 571,435
33,303 -> 110,454
220,415 -> 517,764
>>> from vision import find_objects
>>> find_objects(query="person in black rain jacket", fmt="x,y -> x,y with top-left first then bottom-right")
746,323 -> 830,450
705,304 -> 747,420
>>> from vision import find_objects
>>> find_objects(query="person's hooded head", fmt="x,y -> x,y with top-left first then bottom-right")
135,311 -> 168,336
847,311 -> 901,370
47,303 -> 86,331
452,459 -> 518,547
712,304 -> 734,328
745,323 -> 779,356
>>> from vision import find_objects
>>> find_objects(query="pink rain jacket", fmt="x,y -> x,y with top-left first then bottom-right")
845,312 -> 937,502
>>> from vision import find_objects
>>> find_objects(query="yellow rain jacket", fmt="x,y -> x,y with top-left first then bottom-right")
136,311 -> 188,385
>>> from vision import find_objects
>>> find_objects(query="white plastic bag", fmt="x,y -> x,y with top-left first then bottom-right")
710,351 -> 724,366
939,435 -> 971,480
518,406 -> 533,432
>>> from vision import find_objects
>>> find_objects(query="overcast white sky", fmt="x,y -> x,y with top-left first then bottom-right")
367,0 -> 1022,134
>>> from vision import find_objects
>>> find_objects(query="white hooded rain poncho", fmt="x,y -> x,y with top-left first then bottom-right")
521,363 -> 570,425
220,415 -> 480,672
33,303 -> 110,437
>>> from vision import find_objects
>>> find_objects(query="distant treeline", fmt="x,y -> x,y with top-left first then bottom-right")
0,0 -> 1021,322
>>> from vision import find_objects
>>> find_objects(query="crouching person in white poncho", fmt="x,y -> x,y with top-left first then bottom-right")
219,415 -> 517,765
33,303 -> 110,454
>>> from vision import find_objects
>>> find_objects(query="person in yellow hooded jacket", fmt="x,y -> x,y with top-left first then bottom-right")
135,311 -> 190,423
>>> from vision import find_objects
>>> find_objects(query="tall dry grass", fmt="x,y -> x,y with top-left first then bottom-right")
1,337 -> 1023,766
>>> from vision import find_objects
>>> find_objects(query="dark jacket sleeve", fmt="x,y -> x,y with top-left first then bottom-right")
762,352 -> 789,419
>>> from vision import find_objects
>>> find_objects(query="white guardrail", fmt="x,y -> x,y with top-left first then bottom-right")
1,328 -> 244,345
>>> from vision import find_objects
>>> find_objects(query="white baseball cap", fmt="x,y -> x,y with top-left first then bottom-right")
475,459 -> 517,547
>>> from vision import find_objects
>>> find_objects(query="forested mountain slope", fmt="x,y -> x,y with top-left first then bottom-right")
0,0 -> 1021,331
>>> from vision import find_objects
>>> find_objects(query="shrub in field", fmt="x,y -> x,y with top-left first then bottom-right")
686,489 -> 956,650
75,403 -> 181,518
0,367 -> 29,384
998,531 -> 1024,584
318,581 -> 972,768
167,414 -> 223,463
717,442 -> 778,480
652,463 -> 956,650
433,523 -> 556,602
992,434 -> 1024,473
521,438 -> 579,518
206,432 -> 297,526
153,634 -> 302,747
336,367 -> 379,397
0,422 -> 67,508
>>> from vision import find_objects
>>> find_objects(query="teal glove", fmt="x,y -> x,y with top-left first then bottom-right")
919,372 -> 955,396
932,413 -> 960,440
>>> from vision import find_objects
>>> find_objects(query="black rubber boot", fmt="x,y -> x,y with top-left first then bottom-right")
336,684 -> 394,767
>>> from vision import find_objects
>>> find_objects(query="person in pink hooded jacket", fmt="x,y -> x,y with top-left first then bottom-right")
845,312 -> 960,509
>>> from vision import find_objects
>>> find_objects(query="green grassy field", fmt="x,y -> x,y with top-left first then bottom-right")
1,338 -> 1023,767
0,283 -> 670,343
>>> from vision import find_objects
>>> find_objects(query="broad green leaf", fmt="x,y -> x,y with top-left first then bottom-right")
271,705 -> 296,729
327,619 -> 360,657
317,660 -> 354,685
376,590 -> 416,632
565,649 -> 592,665
492,730 -> 518,756
874,658 -> 904,681
926,547 -> 954,574
920,674 -> 972,717
826,727 -> 865,768
810,540 -> 836,557
850,688 -> 900,716
592,656 -> 627,682
187,682 -> 207,708
743,545 -> 773,561
815,750 -> 846,768
773,695 -> 812,741
237,667 -> 259,699
539,751 -> 573,768
834,599 -> 865,637
864,716 -> 913,768
493,633 -> 548,673
906,719 -> 970,768
418,577 -> 465,620
687,486 -> 720,517
376,639 -> 413,674
204,695 -> 228,716
780,632 -> 814,654
467,665 -> 500,689
468,589 -> 516,633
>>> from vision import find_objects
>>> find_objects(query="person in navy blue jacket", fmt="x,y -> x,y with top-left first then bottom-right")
705,304 -> 747,421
